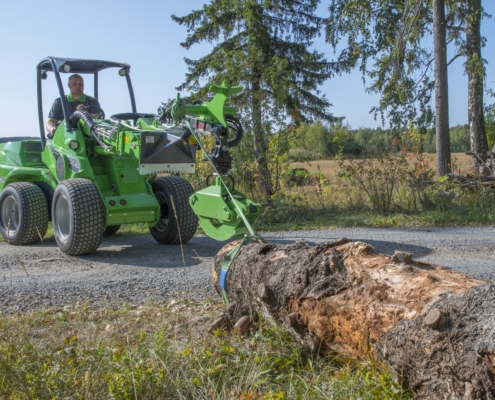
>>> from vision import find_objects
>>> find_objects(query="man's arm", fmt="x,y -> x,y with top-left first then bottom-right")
46,98 -> 63,137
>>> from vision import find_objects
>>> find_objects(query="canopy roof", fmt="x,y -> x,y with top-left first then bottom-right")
37,57 -> 130,74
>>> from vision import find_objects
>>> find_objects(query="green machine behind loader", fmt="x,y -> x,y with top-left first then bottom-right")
0,57 -> 261,255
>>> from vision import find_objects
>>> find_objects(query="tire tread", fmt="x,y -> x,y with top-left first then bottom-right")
150,176 -> 197,244
0,182 -> 48,245
53,179 -> 105,255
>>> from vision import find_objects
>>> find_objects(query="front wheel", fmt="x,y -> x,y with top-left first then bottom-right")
149,176 -> 198,244
52,179 -> 105,255
0,182 -> 48,245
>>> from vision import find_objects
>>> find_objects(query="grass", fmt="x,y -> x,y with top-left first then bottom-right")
0,300 -> 409,399
257,208 -> 495,230
252,191 -> 495,231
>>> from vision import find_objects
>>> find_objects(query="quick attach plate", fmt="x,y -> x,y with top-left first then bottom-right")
139,127 -> 197,175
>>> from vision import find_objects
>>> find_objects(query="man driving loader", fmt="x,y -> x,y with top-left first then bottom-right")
46,74 -> 101,137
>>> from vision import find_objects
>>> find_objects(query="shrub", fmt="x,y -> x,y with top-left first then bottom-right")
337,151 -> 410,213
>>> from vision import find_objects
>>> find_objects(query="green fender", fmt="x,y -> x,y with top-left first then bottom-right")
0,167 -> 49,191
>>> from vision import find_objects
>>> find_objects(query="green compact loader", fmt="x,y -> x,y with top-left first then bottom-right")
0,57 -> 261,255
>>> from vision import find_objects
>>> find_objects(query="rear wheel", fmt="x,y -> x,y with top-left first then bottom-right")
149,176 -> 198,244
0,182 -> 48,245
52,179 -> 105,255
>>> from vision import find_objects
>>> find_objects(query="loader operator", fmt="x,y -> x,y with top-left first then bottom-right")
46,74 -> 101,138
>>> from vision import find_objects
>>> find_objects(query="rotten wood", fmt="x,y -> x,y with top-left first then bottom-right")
212,238 -> 494,399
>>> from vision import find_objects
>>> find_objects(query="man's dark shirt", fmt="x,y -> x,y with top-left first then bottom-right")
48,93 -> 100,122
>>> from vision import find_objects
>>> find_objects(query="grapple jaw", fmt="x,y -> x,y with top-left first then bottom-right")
189,177 -> 261,241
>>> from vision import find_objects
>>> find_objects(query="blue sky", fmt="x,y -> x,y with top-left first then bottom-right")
0,0 -> 493,138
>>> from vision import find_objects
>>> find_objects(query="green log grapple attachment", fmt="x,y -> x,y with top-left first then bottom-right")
162,83 -> 262,241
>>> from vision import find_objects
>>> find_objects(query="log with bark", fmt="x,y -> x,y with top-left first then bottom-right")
212,238 -> 494,399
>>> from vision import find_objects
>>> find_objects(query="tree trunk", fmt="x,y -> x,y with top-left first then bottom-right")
213,239 -> 494,399
433,0 -> 451,177
465,0 -> 488,171
251,74 -> 273,198
247,1 -> 273,198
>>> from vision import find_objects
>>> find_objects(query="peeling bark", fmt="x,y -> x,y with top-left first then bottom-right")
213,239 -> 493,399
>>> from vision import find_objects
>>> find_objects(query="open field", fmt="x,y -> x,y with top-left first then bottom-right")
291,152 -> 474,178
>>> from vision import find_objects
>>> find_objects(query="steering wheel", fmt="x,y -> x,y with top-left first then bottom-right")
82,105 -> 105,119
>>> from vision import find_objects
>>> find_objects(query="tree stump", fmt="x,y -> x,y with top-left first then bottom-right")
212,238 -> 494,399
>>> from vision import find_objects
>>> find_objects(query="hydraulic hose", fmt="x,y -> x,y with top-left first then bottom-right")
70,110 -> 112,151
70,110 -> 94,130
226,115 -> 243,148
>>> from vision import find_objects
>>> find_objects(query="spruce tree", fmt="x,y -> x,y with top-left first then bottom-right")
172,0 -> 337,197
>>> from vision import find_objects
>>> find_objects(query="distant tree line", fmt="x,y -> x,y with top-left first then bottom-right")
290,121 -> 495,159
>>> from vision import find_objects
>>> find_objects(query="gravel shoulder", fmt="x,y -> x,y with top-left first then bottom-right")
1,227 -> 494,313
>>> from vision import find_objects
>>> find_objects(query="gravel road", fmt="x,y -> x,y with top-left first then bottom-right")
1,227 -> 494,313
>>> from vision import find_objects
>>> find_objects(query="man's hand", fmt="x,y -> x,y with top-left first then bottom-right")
46,120 -> 58,137
76,104 -> 85,111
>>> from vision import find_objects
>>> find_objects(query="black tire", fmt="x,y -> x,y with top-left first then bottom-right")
104,225 -> 121,236
0,182 -> 48,245
0,136 -> 39,144
52,179 -> 105,255
149,176 -> 198,244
